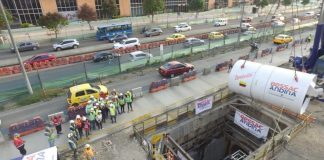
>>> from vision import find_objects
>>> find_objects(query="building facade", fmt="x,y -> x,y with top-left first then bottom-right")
2,0 -> 234,25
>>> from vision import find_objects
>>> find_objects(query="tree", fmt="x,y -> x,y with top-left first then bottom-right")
77,4 -> 97,30
261,0 -> 269,9
188,0 -> 205,18
38,12 -> 68,38
0,8 -> 13,29
254,0 -> 262,7
282,0 -> 292,9
102,0 -> 118,19
301,0 -> 310,6
143,0 -> 164,23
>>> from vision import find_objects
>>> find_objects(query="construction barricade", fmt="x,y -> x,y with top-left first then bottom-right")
276,44 -> 288,52
8,116 -> 45,138
67,105 -> 87,120
182,70 -> 197,82
215,61 -> 229,72
260,48 -> 273,57
149,79 -> 169,93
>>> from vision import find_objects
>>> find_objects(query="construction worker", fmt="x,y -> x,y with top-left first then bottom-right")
111,89 -> 118,98
89,95 -> 97,103
306,34 -> 312,43
83,144 -> 95,160
109,103 -> 117,123
75,115 -> 84,138
125,91 -> 133,112
83,117 -> 91,140
228,59 -> 233,73
44,127 -> 56,147
99,102 -> 107,123
96,110 -> 103,130
85,100 -> 93,116
112,95 -> 121,114
69,120 -> 79,140
13,133 -> 27,156
118,93 -> 126,113
89,108 -> 97,130
67,133 -> 78,159
51,115 -> 63,135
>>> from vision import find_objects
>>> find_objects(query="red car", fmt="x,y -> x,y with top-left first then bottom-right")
159,61 -> 194,77
23,53 -> 56,65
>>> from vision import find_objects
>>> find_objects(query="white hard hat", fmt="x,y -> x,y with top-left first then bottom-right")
113,89 -> 116,91
94,106 -> 97,109
82,117 -> 87,121
95,103 -> 99,106
105,96 -> 109,100
90,108 -> 94,111
85,144 -> 90,148
87,100 -> 92,104
70,120 -> 74,124
76,115 -> 81,119
98,110 -> 102,113
68,133 -> 73,138
114,95 -> 118,98
99,97 -> 103,100
119,93 -> 123,96
109,104 -> 114,107
90,95 -> 94,98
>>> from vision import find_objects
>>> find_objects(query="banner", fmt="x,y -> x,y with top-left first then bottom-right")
234,110 -> 269,139
195,96 -> 213,114
22,146 -> 57,160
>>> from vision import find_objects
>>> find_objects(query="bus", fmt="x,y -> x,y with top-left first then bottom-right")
96,22 -> 132,41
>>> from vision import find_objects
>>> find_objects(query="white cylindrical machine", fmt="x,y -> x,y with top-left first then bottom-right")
228,60 -> 317,114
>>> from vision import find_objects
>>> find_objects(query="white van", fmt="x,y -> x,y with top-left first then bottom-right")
113,38 -> 140,49
214,18 -> 228,27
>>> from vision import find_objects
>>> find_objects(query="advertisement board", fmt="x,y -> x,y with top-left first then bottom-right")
234,110 -> 269,139
59,11 -> 78,21
195,96 -> 213,114
22,146 -> 57,160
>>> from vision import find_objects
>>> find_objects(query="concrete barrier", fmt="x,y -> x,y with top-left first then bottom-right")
149,79 -> 169,93
8,116 -> 45,138
132,87 -> 143,98
182,71 -> 197,82
170,77 -> 181,86
203,67 -> 211,75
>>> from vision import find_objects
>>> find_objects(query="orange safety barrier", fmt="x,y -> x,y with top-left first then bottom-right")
182,70 -> 197,82
8,116 -> 45,138
12,65 -> 21,74
68,56 -> 75,64
39,61 -> 47,69
141,44 -> 148,50
149,79 -> 169,93
0,68 -> 4,76
32,62 -> 40,70
215,61 -> 229,71
25,63 -> 33,71
84,54 -> 93,61
61,57 -> 68,65
202,34 -> 208,39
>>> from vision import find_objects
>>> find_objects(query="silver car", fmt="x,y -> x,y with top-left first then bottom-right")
11,41 -> 39,53
53,39 -> 79,51
183,38 -> 205,48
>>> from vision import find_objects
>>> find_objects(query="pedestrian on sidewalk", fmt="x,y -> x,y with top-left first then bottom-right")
83,144 -> 96,160
89,108 -> 97,130
228,59 -> 233,73
85,100 -> 93,117
305,34 -> 312,50
67,133 -> 78,159
44,127 -> 56,147
51,115 -> 63,135
125,91 -> 133,112
99,102 -> 107,123
109,103 -> 117,123
83,117 -> 91,140
118,93 -> 126,113
96,110 -> 103,130
13,133 -> 27,156
112,95 -> 121,114
111,89 -> 118,98
75,115 -> 84,139
69,120 -> 79,141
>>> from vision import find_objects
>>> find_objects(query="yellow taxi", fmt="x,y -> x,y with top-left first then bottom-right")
273,34 -> 293,44
165,33 -> 186,41
208,32 -> 224,40
67,83 -> 108,106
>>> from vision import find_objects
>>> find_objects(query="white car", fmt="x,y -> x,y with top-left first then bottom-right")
129,51 -> 152,61
213,18 -> 228,26
271,14 -> 285,22
241,23 -> 252,30
113,38 -> 140,49
291,18 -> 300,24
243,27 -> 257,35
272,20 -> 285,27
175,23 -> 191,32
174,23 -> 188,28
53,39 -> 79,51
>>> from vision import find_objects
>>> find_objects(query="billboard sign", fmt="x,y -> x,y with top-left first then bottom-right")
234,110 -> 269,139
195,96 -> 213,114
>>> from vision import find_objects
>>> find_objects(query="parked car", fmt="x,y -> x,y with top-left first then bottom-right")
144,28 -> 163,37
129,51 -> 152,61
159,61 -> 194,77
93,51 -> 117,63
213,18 -> 228,27
291,18 -> 300,24
208,32 -> 224,40
113,38 -> 140,49
242,17 -> 252,23
273,34 -> 293,44
165,33 -> 186,41
23,53 -> 56,65
241,23 -> 252,30
67,83 -> 108,106
11,41 -> 39,53
271,14 -> 285,22
108,34 -> 128,43
183,38 -> 205,48
271,20 -> 285,27
243,27 -> 257,35
175,23 -> 191,32
53,39 -> 79,51
174,23 -> 189,28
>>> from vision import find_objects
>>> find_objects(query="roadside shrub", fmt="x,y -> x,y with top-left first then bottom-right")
20,23 -> 30,28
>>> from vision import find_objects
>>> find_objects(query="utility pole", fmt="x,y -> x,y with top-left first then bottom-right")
237,0 -> 245,47
0,1 -> 33,94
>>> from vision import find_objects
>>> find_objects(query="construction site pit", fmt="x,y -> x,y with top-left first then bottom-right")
133,95 -> 314,160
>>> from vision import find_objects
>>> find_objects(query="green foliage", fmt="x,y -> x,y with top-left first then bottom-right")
102,0 -> 118,19
20,23 -> 30,28
282,0 -> 291,6
0,9 -> 13,29
254,0 -> 262,7
188,0 -> 205,12
38,12 -> 68,38
143,0 -> 164,22
301,0 -> 310,6
261,0 -> 269,8
77,4 -> 97,30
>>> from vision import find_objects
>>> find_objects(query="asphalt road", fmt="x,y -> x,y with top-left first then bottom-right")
0,29 -> 315,132
0,9 -> 315,63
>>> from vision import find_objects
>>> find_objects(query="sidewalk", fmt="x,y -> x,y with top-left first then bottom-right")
0,30 -> 310,159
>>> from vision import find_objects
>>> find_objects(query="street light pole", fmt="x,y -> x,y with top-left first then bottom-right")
237,0 -> 245,46
0,1 -> 33,94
